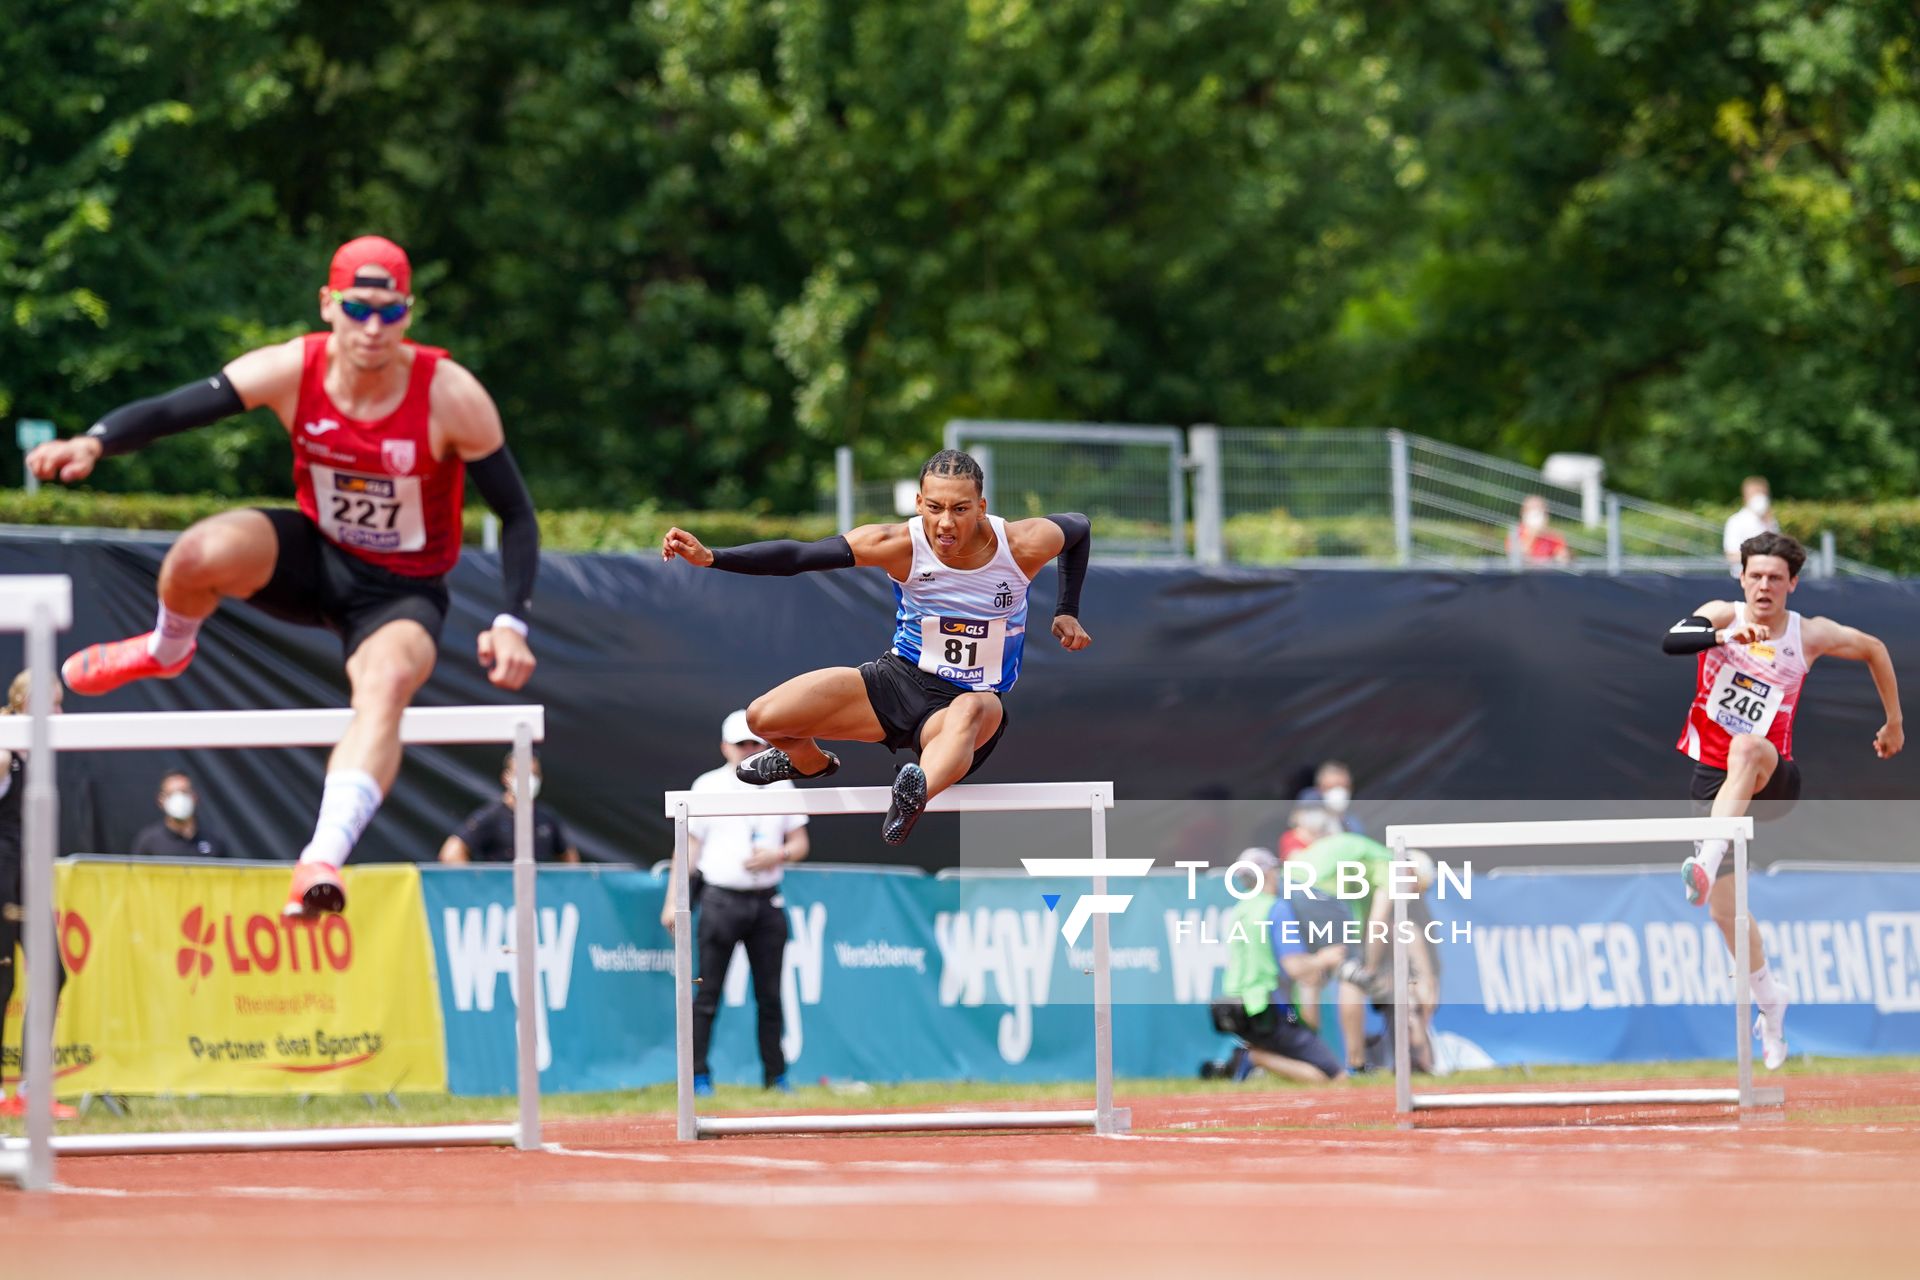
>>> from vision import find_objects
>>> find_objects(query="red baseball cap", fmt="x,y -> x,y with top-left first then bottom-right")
328,235 -> 412,294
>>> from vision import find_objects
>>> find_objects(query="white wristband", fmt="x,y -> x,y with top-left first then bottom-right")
491,613 -> 530,638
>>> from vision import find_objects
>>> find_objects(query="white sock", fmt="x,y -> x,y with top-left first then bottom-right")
1695,838 -> 1729,879
147,602 -> 209,664
1751,963 -> 1787,1011
298,770 -> 383,869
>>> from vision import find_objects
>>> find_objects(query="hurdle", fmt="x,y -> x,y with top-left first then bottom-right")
0,576 -> 70,1192
0,575 -> 546,1190
665,780 -> 1127,1139
1385,816 -> 1784,1122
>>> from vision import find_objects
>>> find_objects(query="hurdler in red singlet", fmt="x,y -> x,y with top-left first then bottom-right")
28,235 -> 543,920
1663,530 -> 1903,1070
1677,602 -> 1809,771
290,330 -> 465,577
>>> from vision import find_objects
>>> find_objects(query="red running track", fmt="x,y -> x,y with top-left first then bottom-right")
7,1074 -> 1918,1279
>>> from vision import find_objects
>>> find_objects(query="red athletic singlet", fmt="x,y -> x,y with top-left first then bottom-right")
1677,605 -> 1810,769
290,333 -> 465,578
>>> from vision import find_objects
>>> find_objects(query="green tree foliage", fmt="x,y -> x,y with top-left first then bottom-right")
2,1 -> 1915,510
1336,0 -> 1920,501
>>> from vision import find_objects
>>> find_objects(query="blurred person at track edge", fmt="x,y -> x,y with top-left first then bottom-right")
660,450 -> 1092,845
1206,849 -> 1346,1083
662,710 -> 810,1094
1278,791 -> 1333,860
1352,848 -> 1440,1074
1505,494 -> 1571,566
438,750 -> 579,865
1666,531 -> 1903,1070
1722,476 -> 1780,575
129,770 -> 228,859
26,236 -> 540,919
0,671 -> 76,1118
1306,759 -> 1365,835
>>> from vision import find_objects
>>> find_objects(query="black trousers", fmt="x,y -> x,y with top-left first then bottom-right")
691,885 -> 788,1084
1,903 -> 68,1075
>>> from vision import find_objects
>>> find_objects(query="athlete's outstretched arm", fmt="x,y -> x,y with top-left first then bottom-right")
1007,514 -> 1093,652
435,359 -> 538,691
25,339 -> 304,485
1809,618 -> 1904,759
1662,600 -> 1740,653
662,523 -> 912,579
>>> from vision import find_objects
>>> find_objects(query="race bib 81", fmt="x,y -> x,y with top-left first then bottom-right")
918,615 -> 1006,689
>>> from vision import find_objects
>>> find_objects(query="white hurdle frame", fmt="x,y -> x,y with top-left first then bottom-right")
664,780 -> 1126,1139
0,577 -> 544,1191
0,577 -> 72,1192
1384,815 -> 1783,1122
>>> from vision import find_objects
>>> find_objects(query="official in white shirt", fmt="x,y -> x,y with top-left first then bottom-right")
662,709 -> 809,1093
1722,476 -> 1780,575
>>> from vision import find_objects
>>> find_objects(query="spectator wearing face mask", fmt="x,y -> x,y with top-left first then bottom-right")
438,750 -> 580,864
129,770 -> 229,858
1722,476 -> 1780,575
1310,760 -> 1364,836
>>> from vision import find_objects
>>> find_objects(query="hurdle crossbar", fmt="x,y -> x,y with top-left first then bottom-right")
0,574 -> 546,1193
3,1123 -> 519,1156
664,780 -> 1123,1141
0,704 -> 543,751
1409,1087 -> 1785,1111
693,1107 -> 1133,1137
1385,815 -> 1775,1125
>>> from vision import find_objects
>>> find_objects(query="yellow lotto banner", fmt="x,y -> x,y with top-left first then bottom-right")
4,861 -> 447,1095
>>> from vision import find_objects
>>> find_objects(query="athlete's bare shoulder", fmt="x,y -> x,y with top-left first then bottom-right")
845,521 -> 914,579
1004,516 -> 1067,577
1800,613 -> 1878,662
222,337 -> 307,426
429,358 -> 505,459
1693,599 -> 1739,627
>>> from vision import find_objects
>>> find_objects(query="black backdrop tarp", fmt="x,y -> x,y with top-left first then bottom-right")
3,529 -> 1917,870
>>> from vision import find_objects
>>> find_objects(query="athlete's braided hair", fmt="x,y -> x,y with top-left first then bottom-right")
920,449 -> 985,494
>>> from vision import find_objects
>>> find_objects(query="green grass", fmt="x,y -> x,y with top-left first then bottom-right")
8,1055 -> 1917,1137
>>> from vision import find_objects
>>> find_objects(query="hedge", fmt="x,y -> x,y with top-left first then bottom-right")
3,490 -> 1916,574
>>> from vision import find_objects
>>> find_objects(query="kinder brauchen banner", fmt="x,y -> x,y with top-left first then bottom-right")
7,861 -> 447,1095
1428,870 -> 1920,1065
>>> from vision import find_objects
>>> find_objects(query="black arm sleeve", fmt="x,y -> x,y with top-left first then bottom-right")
1046,513 -> 1091,618
1663,614 -> 1720,654
85,373 -> 245,457
710,536 -> 856,576
466,446 -> 539,621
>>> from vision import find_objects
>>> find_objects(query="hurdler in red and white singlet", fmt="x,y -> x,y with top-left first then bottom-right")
1677,603 -> 1809,769
290,332 -> 465,578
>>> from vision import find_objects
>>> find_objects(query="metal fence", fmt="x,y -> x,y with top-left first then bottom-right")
824,423 -> 1893,579
942,420 -> 1186,558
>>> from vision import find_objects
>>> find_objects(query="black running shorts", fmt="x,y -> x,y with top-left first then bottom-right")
245,508 -> 450,659
1688,756 -> 1801,877
857,652 -> 1008,779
